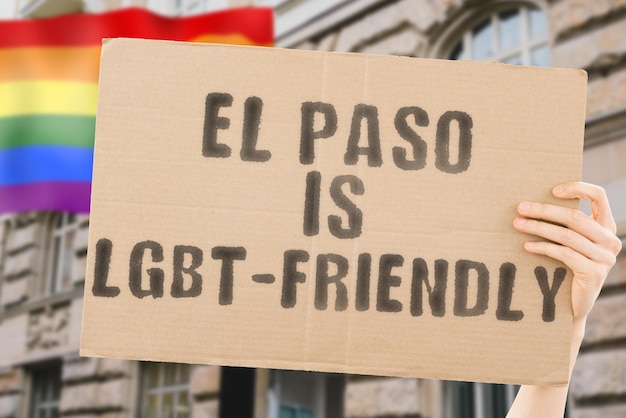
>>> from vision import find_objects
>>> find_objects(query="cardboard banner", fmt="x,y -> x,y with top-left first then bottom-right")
81,38 -> 587,386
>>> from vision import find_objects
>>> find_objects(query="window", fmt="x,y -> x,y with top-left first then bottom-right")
448,5 -> 550,66
180,0 -> 228,15
279,405 -> 313,418
29,364 -> 62,418
267,370 -> 344,418
444,381 -> 518,418
139,362 -> 191,418
0,217 -> 9,300
43,213 -> 79,296
253,0 -> 293,7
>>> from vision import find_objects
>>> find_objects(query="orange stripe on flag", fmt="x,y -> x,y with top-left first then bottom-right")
0,47 -> 101,83
191,34 -> 273,47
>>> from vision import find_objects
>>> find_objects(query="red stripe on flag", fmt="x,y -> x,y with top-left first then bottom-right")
0,7 -> 274,48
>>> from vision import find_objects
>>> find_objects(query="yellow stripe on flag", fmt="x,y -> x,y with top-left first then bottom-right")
0,80 -> 98,117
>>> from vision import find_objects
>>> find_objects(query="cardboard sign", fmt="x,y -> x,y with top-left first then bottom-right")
80,38 -> 587,386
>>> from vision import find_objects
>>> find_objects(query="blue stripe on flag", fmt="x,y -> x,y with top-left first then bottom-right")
0,145 -> 93,186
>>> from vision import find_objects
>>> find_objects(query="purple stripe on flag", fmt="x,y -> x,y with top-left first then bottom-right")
0,181 -> 91,214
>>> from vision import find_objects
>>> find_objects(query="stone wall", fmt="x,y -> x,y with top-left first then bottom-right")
190,366 -> 221,418
551,6 -> 626,122
0,369 -> 23,418
60,356 -> 133,417
0,212 -> 89,367
0,214 -> 42,310
345,377 -> 422,418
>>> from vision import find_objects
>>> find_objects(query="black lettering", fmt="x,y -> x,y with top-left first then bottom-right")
240,96 -> 271,162
328,175 -> 364,239
454,259 -> 489,316
435,111 -> 473,174
211,246 -> 246,305
344,104 -> 382,167
252,274 -> 275,284
496,262 -> 524,321
203,92 -> 233,158
281,250 -> 310,308
300,102 -> 337,164
393,106 -> 428,171
355,253 -> 371,311
129,240 -> 164,299
535,266 -> 566,322
303,171 -> 321,236
171,245 -> 203,298
377,254 -> 403,313
92,238 -> 120,297
410,258 -> 447,317
315,254 -> 349,311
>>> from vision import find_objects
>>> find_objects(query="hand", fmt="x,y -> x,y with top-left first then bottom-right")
513,181 -> 622,319
506,182 -> 621,418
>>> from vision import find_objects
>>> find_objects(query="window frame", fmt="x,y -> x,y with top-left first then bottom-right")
0,215 -> 10,310
430,1 -> 551,62
449,6 -> 549,65
39,212 -> 79,298
138,362 -> 192,418
28,363 -> 62,418
442,381 -> 518,418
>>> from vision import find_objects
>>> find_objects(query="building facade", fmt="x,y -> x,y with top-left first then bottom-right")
0,1 -> 624,418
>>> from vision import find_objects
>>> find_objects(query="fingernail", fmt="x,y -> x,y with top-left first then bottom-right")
514,218 -> 526,226
553,185 -> 564,195
519,202 -> 530,212
524,241 -> 536,249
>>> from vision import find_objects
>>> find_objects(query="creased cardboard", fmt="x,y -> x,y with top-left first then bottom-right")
80,38 -> 587,386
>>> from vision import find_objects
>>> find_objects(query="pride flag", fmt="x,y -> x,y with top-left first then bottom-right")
0,7 -> 273,214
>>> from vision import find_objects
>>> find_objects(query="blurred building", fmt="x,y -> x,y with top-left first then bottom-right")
0,1 -> 625,418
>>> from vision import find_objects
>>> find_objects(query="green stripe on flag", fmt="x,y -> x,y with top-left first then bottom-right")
0,114 -> 95,149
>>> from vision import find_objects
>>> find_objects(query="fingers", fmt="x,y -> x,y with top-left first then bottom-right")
514,181 -> 622,270
516,200 -> 617,250
513,217 -> 616,265
553,182 -> 617,233
521,240 -> 602,281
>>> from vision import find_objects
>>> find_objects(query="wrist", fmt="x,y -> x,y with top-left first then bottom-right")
571,317 -> 586,347
568,316 -> 587,380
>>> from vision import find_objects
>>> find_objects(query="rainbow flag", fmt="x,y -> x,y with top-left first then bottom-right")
0,7 -> 273,214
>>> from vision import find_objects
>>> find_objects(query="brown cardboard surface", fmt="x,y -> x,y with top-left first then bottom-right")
80,38 -> 587,386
